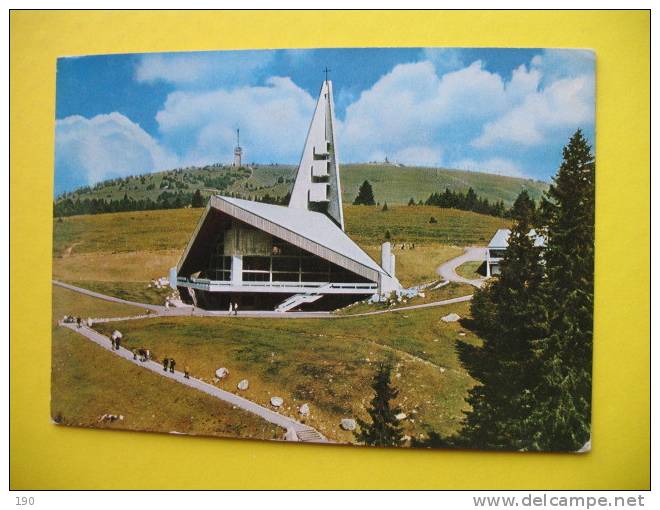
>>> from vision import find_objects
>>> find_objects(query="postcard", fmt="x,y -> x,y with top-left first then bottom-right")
51,47 -> 595,451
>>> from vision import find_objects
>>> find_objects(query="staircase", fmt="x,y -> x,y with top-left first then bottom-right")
294,426 -> 328,443
275,293 -> 323,312
275,283 -> 332,312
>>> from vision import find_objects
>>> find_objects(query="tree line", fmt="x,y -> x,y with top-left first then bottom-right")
354,130 -> 594,452
353,179 -> 525,218
53,188 -> 291,217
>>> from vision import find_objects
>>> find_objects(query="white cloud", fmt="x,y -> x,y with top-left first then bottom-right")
471,74 -> 594,148
421,48 -> 464,74
531,49 -> 595,85
338,60 -> 538,162
392,146 -> 443,167
55,112 -> 177,189
155,76 -> 315,165
452,157 -> 526,178
135,51 -> 274,86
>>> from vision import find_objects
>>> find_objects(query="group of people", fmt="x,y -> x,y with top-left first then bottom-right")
62,316 -> 84,328
228,301 -> 239,316
162,357 -> 191,379
132,348 -> 151,362
110,335 -> 121,350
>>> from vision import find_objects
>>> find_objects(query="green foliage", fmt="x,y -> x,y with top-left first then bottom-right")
384,229 -> 391,241
408,197 -> 416,206
429,216 -> 437,224
425,187 -> 508,218
530,129 -> 595,451
355,363 -> 404,447
191,189 -> 205,208
453,129 -> 595,452
353,180 -> 376,205
458,193 -> 547,450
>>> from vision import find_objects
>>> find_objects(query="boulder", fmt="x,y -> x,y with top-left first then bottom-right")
215,367 -> 229,379
340,418 -> 356,431
270,396 -> 284,407
299,403 -> 310,416
395,412 -> 407,421
237,379 -> 249,391
441,313 -> 461,322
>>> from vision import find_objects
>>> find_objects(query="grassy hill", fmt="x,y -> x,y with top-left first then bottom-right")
56,163 -> 548,208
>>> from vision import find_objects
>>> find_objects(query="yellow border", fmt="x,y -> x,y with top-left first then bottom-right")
10,10 -> 650,489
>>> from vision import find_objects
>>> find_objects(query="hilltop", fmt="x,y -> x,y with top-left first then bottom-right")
54,163 -> 548,213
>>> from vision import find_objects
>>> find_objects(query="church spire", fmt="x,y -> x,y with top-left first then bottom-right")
288,79 -> 344,230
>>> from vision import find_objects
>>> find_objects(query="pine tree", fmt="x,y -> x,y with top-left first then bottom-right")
355,363 -> 404,447
353,180 -> 376,205
458,187 -> 546,450
408,197 -> 416,206
191,189 -> 205,208
382,201 -> 388,211
531,129 -> 595,451
511,190 -> 537,224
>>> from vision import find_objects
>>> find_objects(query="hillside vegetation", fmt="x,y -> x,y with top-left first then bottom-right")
55,163 -> 547,212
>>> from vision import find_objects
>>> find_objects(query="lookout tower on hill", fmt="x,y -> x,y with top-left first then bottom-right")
233,128 -> 243,168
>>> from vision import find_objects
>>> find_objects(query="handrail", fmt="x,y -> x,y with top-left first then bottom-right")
176,276 -> 377,290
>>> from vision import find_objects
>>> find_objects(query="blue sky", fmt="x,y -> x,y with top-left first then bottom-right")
55,47 -> 595,195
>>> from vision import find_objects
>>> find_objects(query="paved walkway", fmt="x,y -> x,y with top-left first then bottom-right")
436,247 -> 488,288
54,280 -> 473,319
59,322 -> 328,443
54,280 -> 166,313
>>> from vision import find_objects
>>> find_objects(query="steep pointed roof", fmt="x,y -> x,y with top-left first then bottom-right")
288,80 -> 344,230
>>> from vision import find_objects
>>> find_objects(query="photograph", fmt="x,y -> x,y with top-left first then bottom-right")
50,46 -> 595,451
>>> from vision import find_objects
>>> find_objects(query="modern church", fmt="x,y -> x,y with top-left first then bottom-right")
170,80 -> 401,312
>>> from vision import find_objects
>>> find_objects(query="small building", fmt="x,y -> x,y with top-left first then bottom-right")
170,79 -> 401,312
486,228 -> 546,277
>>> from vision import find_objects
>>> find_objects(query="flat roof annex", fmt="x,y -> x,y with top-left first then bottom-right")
177,195 -> 389,282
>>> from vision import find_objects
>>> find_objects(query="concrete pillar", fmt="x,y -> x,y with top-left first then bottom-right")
486,250 -> 491,277
169,267 -> 177,289
381,242 -> 392,274
231,255 -> 243,284
390,254 -> 396,279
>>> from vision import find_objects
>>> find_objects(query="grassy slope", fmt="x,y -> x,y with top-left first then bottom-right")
51,286 -> 281,440
58,163 -> 547,207
52,205 -> 509,291
95,301 -> 480,443
340,164 -> 548,206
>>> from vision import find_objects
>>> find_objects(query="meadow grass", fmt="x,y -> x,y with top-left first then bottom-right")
94,301 -> 480,443
52,206 -> 500,292
51,286 -> 281,440
455,261 -> 486,280
344,205 -> 510,246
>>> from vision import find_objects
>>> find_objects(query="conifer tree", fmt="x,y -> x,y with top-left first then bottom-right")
531,129 -> 595,451
458,186 -> 546,450
355,362 -> 404,447
353,180 -> 376,205
191,189 -> 205,208
382,201 -> 388,211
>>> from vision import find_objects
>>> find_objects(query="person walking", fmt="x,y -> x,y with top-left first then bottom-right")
111,336 -> 116,350
115,337 -> 121,350
132,348 -> 137,360
234,302 -> 239,316
228,301 -> 233,316
169,358 -> 176,373
184,365 -> 190,379
162,357 -> 169,371
76,317 -> 82,328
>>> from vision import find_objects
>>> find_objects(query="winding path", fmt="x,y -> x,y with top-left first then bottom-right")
59,321 -> 328,443
436,247 -> 488,288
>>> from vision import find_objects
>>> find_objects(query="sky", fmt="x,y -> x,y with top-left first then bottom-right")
54,47 -> 595,195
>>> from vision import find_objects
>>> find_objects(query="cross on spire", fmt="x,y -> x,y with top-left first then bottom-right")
323,66 -> 331,83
